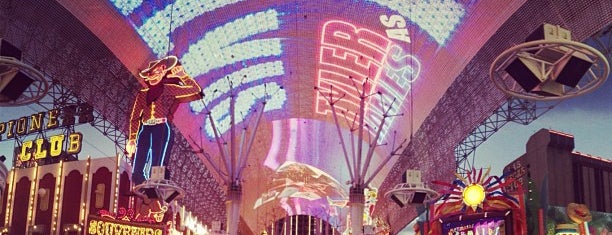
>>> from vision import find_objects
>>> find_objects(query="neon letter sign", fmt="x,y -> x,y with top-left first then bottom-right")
316,20 -> 391,120
368,0 -> 466,45
316,20 -> 421,141
380,15 -> 411,43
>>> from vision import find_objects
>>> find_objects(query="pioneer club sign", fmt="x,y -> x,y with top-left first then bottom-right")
0,105 -> 92,164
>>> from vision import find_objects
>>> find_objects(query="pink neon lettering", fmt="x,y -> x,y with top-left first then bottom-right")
316,20 -> 391,116
316,20 -> 422,142
321,21 -> 390,63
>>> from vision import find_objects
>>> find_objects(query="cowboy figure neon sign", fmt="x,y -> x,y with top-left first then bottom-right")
127,55 -> 202,185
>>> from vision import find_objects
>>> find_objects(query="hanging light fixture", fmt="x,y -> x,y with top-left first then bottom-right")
490,23 -> 609,101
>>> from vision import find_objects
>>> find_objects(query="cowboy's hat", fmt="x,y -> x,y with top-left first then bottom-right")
138,55 -> 178,79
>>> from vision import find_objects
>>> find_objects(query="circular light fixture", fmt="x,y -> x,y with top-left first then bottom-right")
462,183 -> 485,210
0,56 -> 48,107
490,39 -> 609,101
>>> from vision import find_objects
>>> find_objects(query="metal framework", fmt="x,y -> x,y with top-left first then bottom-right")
2,0 -> 611,233
455,23 -> 611,177
0,55 -> 48,106
0,0 -> 226,223
316,78 -> 406,235
8,73 -> 126,167
41,76 -> 128,156
376,3 -> 611,233
186,76 -> 277,235
454,97 -> 558,176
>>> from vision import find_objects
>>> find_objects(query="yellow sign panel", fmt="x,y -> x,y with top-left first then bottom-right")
19,133 -> 83,161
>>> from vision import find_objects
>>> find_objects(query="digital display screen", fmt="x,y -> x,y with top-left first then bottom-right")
112,0 -> 469,144
443,217 -> 507,235
81,0 -> 523,229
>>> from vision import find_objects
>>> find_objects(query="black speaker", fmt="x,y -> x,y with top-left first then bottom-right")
143,188 -> 159,199
410,192 -> 427,204
0,70 -> 34,101
165,190 -> 180,203
554,52 -> 593,88
0,39 -> 22,60
504,57 -> 544,91
390,194 -> 405,208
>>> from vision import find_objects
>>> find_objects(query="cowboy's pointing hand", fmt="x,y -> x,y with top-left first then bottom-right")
168,65 -> 188,79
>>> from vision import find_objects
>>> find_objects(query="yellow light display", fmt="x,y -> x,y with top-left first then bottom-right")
462,184 -> 485,210
18,133 -> 83,161
51,160 -> 64,232
4,170 -> 15,226
81,157 -> 91,225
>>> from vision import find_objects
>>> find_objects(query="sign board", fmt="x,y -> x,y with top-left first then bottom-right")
87,215 -> 166,235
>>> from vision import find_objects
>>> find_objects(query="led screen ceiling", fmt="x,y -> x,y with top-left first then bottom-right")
104,0 -> 496,187
94,0 -> 519,223
110,0 -> 469,138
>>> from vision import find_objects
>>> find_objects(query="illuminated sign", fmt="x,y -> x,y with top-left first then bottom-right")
0,105 -> 92,141
138,200 -> 168,223
98,207 -> 159,224
18,132 -> 82,161
503,160 -> 527,193
87,215 -> 166,235
101,0 -> 498,227
315,20 -> 421,141
462,184 -> 486,209
109,1 -> 465,54
367,1 -> 466,45
98,2 -> 485,180
106,1 -> 466,141
444,218 -> 505,235
380,15 -> 411,43
0,106 -> 90,165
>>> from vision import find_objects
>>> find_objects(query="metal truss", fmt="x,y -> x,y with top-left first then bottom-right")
0,0 -> 227,223
43,76 -> 129,156
377,5 -> 611,232
0,1 -> 137,161
8,71 -> 129,167
455,23 -> 611,177
454,97 -> 558,176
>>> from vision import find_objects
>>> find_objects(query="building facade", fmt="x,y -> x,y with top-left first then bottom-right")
504,128 -> 612,212
0,156 -> 131,235
503,129 -> 612,234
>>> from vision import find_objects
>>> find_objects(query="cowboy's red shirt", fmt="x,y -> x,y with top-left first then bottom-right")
128,75 -> 201,141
